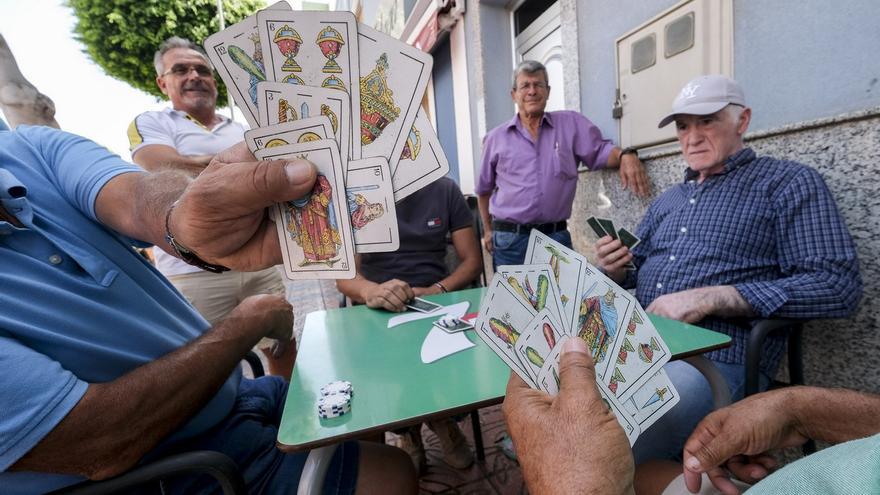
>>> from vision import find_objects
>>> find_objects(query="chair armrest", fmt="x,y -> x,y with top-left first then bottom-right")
244,350 -> 265,378
745,318 -> 803,396
49,451 -> 247,495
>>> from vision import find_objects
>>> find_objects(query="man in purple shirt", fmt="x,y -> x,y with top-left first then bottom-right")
476,60 -> 649,267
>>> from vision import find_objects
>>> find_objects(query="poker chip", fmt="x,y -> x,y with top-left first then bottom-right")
438,315 -> 457,328
317,393 -> 351,419
321,380 -> 353,398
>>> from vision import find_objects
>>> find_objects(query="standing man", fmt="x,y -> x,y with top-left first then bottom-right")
476,60 -> 649,267
596,75 -> 862,465
127,37 -> 294,377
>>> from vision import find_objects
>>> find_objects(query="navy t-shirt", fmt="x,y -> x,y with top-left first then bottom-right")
360,177 -> 472,287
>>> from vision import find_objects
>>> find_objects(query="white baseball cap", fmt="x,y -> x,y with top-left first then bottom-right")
658,75 -> 746,128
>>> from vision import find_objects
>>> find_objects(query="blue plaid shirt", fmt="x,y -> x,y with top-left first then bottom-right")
626,148 -> 862,374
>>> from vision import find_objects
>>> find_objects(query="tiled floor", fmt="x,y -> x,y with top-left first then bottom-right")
275,279 -> 527,494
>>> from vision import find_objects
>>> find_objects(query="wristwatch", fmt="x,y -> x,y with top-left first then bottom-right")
164,201 -> 230,274
620,147 -> 639,159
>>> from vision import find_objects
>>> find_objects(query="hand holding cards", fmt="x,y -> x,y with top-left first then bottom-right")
475,230 -> 679,445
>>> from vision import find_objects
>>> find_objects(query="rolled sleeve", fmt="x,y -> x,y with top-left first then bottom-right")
573,114 -> 615,170
475,134 -> 498,196
734,281 -> 789,317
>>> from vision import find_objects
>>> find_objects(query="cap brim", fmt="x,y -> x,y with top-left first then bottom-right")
657,101 -> 730,128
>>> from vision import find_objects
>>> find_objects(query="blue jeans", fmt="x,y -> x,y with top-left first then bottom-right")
492,229 -> 573,269
140,376 -> 360,495
631,360 -> 771,465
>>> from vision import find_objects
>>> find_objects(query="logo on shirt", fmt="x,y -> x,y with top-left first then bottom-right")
426,217 -> 442,229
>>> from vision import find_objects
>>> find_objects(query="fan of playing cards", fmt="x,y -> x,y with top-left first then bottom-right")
475,230 -> 680,445
204,2 -> 450,280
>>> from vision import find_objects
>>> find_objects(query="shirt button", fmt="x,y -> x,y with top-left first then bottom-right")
49,254 -> 63,265
680,227 -> 687,233
656,282 -> 663,289
669,255 -> 676,261
689,198 -> 696,204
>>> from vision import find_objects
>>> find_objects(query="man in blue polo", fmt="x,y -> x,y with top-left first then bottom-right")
0,126 -> 417,493
595,75 -> 862,465
477,60 -> 649,267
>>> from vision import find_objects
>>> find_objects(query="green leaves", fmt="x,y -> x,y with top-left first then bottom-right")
67,0 -> 264,99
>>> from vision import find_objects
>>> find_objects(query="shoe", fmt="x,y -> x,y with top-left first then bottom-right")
389,427 -> 426,475
428,418 -> 474,469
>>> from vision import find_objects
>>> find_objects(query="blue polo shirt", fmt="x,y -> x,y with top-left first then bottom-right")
0,126 -> 241,493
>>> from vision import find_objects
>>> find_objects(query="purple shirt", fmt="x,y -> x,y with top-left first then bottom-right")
476,110 -> 614,224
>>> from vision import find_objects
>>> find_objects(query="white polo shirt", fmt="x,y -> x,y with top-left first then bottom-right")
128,108 -> 248,276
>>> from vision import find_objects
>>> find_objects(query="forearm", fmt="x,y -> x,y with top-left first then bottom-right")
605,146 -> 623,168
10,307 -> 268,479
790,387 -> 880,443
477,194 -> 492,232
133,146 -> 212,176
336,274 -> 379,304
702,285 -> 755,318
439,254 -> 481,292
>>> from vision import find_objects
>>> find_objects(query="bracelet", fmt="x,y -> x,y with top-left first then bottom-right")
164,200 -> 230,274
434,282 -> 448,293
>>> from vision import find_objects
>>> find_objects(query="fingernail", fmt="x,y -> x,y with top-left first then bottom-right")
751,469 -> 765,479
685,457 -> 701,471
284,161 -> 315,186
563,337 -> 588,354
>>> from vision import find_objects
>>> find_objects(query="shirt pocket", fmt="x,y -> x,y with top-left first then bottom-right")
552,145 -> 578,180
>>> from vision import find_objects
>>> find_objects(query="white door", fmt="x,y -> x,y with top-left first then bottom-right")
515,2 -> 565,112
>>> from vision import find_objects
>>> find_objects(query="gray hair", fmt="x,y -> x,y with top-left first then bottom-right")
154,36 -> 211,75
724,104 -> 745,122
512,60 -> 549,90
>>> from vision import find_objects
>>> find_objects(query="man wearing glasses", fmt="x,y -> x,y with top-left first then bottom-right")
477,60 -> 650,267
127,37 -> 295,378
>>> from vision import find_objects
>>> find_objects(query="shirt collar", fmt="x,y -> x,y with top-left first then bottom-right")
683,147 -> 756,182
166,107 -> 227,131
507,111 -> 554,131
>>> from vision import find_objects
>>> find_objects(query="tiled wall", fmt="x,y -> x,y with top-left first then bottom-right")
571,108 -> 880,394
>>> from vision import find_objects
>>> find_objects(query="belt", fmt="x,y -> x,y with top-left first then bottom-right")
492,219 -> 567,235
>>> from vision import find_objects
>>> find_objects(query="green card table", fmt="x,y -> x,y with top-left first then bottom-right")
279,288 -> 731,494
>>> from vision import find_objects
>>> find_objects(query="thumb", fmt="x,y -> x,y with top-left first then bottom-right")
557,336 -> 601,402
198,156 -> 318,213
683,412 -> 738,476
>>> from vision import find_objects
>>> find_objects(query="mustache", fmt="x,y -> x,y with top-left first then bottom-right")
183,81 -> 211,91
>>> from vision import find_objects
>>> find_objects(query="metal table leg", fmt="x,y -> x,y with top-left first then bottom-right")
684,355 -> 732,410
296,444 -> 337,495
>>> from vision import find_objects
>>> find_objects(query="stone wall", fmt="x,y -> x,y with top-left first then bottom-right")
570,108 -> 880,394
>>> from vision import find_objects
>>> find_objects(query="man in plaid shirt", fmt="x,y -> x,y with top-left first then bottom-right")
596,75 -> 862,464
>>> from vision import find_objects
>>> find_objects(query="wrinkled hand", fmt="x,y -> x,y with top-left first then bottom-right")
363,279 -> 415,312
482,228 -> 494,254
234,294 -> 294,358
503,338 -> 634,494
595,236 -> 632,282
619,154 -> 650,198
169,141 -> 318,271
683,389 -> 810,495
646,288 -> 714,324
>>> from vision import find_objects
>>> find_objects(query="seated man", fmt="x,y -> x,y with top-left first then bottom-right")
503,337 -> 880,495
0,126 -> 416,494
595,75 -> 862,464
336,176 -> 482,473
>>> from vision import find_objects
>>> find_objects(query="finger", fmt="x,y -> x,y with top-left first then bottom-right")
726,457 -> 768,485
197,157 -> 318,213
620,169 -> 630,190
212,140 -> 256,164
706,467 -> 743,495
683,411 -> 741,477
272,338 -> 290,359
557,337 -> 600,402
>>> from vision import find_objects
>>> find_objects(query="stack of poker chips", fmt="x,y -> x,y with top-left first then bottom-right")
317,380 -> 353,419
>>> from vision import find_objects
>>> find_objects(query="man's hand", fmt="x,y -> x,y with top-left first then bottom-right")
619,154 -> 650,198
646,286 -> 752,324
362,279 -> 415,312
169,141 -> 318,271
682,389 -> 810,495
595,235 -> 632,283
482,228 -> 494,254
230,294 -> 294,358
413,284 -> 443,298
503,338 -> 635,495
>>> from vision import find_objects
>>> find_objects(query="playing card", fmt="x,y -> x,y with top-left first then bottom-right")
515,309 -> 566,381
255,81 -> 351,168
257,9 -> 361,159
244,115 -> 333,153
604,305 -> 670,402
623,369 -> 680,433
586,216 -> 608,238
597,218 -> 618,240
571,265 -> 636,381
391,109 -> 450,202
617,227 -> 640,250
523,230 -> 590,334
203,0 -> 291,128
599,379 -> 642,446
535,334 -> 569,395
356,23 -> 433,172
474,276 -> 539,387
405,297 -> 442,313
346,157 -> 399,253
433,316 -> 473,333
496,264 -> 566,330
255,139 -> 355,280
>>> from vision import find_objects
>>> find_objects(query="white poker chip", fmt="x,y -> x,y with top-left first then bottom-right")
317,394 -> 351,418
438,315 -> 457,328
321,380 -> 353,397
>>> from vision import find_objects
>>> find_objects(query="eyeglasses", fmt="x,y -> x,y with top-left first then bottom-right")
162,64 -> 213,78
516,82 -> 548,92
